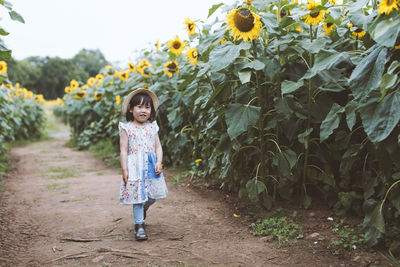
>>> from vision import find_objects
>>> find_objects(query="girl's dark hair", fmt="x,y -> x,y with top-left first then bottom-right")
126,92 -> 156,121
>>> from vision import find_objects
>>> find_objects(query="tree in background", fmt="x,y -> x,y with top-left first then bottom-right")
72,49 -> 109,77
7,49 -> 109,99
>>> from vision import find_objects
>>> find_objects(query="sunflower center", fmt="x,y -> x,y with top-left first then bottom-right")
234,8 -> 255,32
192,51 -> 198,58
173,41 -> 182,49
354,28 -> 363,33
188,23 -> 194,31
327,22 -> 333,27
167,63 -> 177,72
310,11 -> 320,18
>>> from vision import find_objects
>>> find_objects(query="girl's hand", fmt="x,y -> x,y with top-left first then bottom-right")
122,169 -> 128,186
155,162 -> 163,175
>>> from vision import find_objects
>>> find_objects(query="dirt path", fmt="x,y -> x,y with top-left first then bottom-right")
0,125 -> 373,266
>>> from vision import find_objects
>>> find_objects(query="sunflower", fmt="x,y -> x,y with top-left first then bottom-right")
138,59 -> 151,78
352,28 -> 366,39
96,74 -> 103,82
87,77 -> 96,87
34,94 -> 44,103
103,65 -> 114,75
70,79 -> 79,90
94,91 -> 103,101
0,61 -> 7,74
119,70 -> 129,82
128,63 -> 136,72
186,48 -> 199,66
329,0 -> 337,5
75,90 -> 86,99
221,38 -> 227,44
378,0 -> 399,14
65,86 -> 71,94
246,0 -> 253,5
163,61 -> 179,77
138,59 -> 151,69
156,40 -> 160,52
167,36 -> 186,55
184,18 -> 196,36
82,85 -> 88,90
6,83 -> 12,89
323,22 -> 335,35
394,36 -> 400,49
116,95 -> 121,105
305,1 -> 328,26
226,8 -> 262,43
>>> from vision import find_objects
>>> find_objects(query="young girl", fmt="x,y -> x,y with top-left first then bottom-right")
119,88 -> 168,241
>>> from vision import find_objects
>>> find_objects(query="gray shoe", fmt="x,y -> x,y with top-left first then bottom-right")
135,224 -> 148,241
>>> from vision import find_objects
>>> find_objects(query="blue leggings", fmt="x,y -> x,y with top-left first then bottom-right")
133,198 -> 155,225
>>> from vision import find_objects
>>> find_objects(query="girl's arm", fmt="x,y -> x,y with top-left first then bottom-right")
120,130 -> 129,186
154,133 -> 163,175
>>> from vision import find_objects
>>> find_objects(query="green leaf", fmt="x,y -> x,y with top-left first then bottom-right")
9,10 -> 25,23
320,103 -> 345,142
238,70 -> 251,84
369,12 -> 400,48
387,60 -> 400,74
208,3 -> 223,18
225,103 -> 260,140
304,51 -> 350,79
297,128 -> 313,149
281,80 -> 304,95
370,202 -> 385,233
277,152 -> 291,177
241,59 -> 265,71
0,27 -> 9,36
378,73 -> 398,102
246,178 -> 266,202
345,101 -> 357,131
349,46 -> 389,100
299,38 -> 328,54
208,42 -> 251,72
0,49 -> 11,60
360,90 -> 400,143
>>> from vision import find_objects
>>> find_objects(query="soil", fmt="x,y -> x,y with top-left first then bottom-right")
0,124 -> 386,266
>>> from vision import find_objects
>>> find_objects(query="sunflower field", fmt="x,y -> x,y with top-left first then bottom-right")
60,0 -> 400,250
0,61 -> 47,174
0,2 -> 47,176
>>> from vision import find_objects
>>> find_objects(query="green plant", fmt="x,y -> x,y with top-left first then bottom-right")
328,219 -> 365,255
250,214 -> 303,247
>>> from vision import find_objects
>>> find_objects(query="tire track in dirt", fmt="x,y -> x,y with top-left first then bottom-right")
0,128 -> 351,266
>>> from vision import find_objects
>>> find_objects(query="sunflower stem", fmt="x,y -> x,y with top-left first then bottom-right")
302,24 -> 314,207
252,40 -> 267,203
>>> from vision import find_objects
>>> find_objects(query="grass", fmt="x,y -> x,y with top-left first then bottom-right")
44,166 -> 78,179
47,183 -> 69,191
250,210 -> 303,248
327,219 -> 365,255
89,140 -> 120,168
70,195 -> 94,202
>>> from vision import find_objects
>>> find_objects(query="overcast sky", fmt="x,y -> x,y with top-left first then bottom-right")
0,0 -> 237,66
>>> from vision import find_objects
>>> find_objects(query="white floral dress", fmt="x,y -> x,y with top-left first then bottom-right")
119,121 -> 168,205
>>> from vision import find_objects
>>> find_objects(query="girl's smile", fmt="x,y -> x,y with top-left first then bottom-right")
131,103 -> 151,125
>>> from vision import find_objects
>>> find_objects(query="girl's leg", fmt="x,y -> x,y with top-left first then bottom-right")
133,204 -> 144,225
144,198 -> 156,220
144,198 -> 156,211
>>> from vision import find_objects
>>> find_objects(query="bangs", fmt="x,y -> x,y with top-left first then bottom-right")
131,92 -> 153,108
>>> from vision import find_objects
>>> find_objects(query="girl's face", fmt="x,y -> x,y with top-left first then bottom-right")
130,100 -> 151,125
